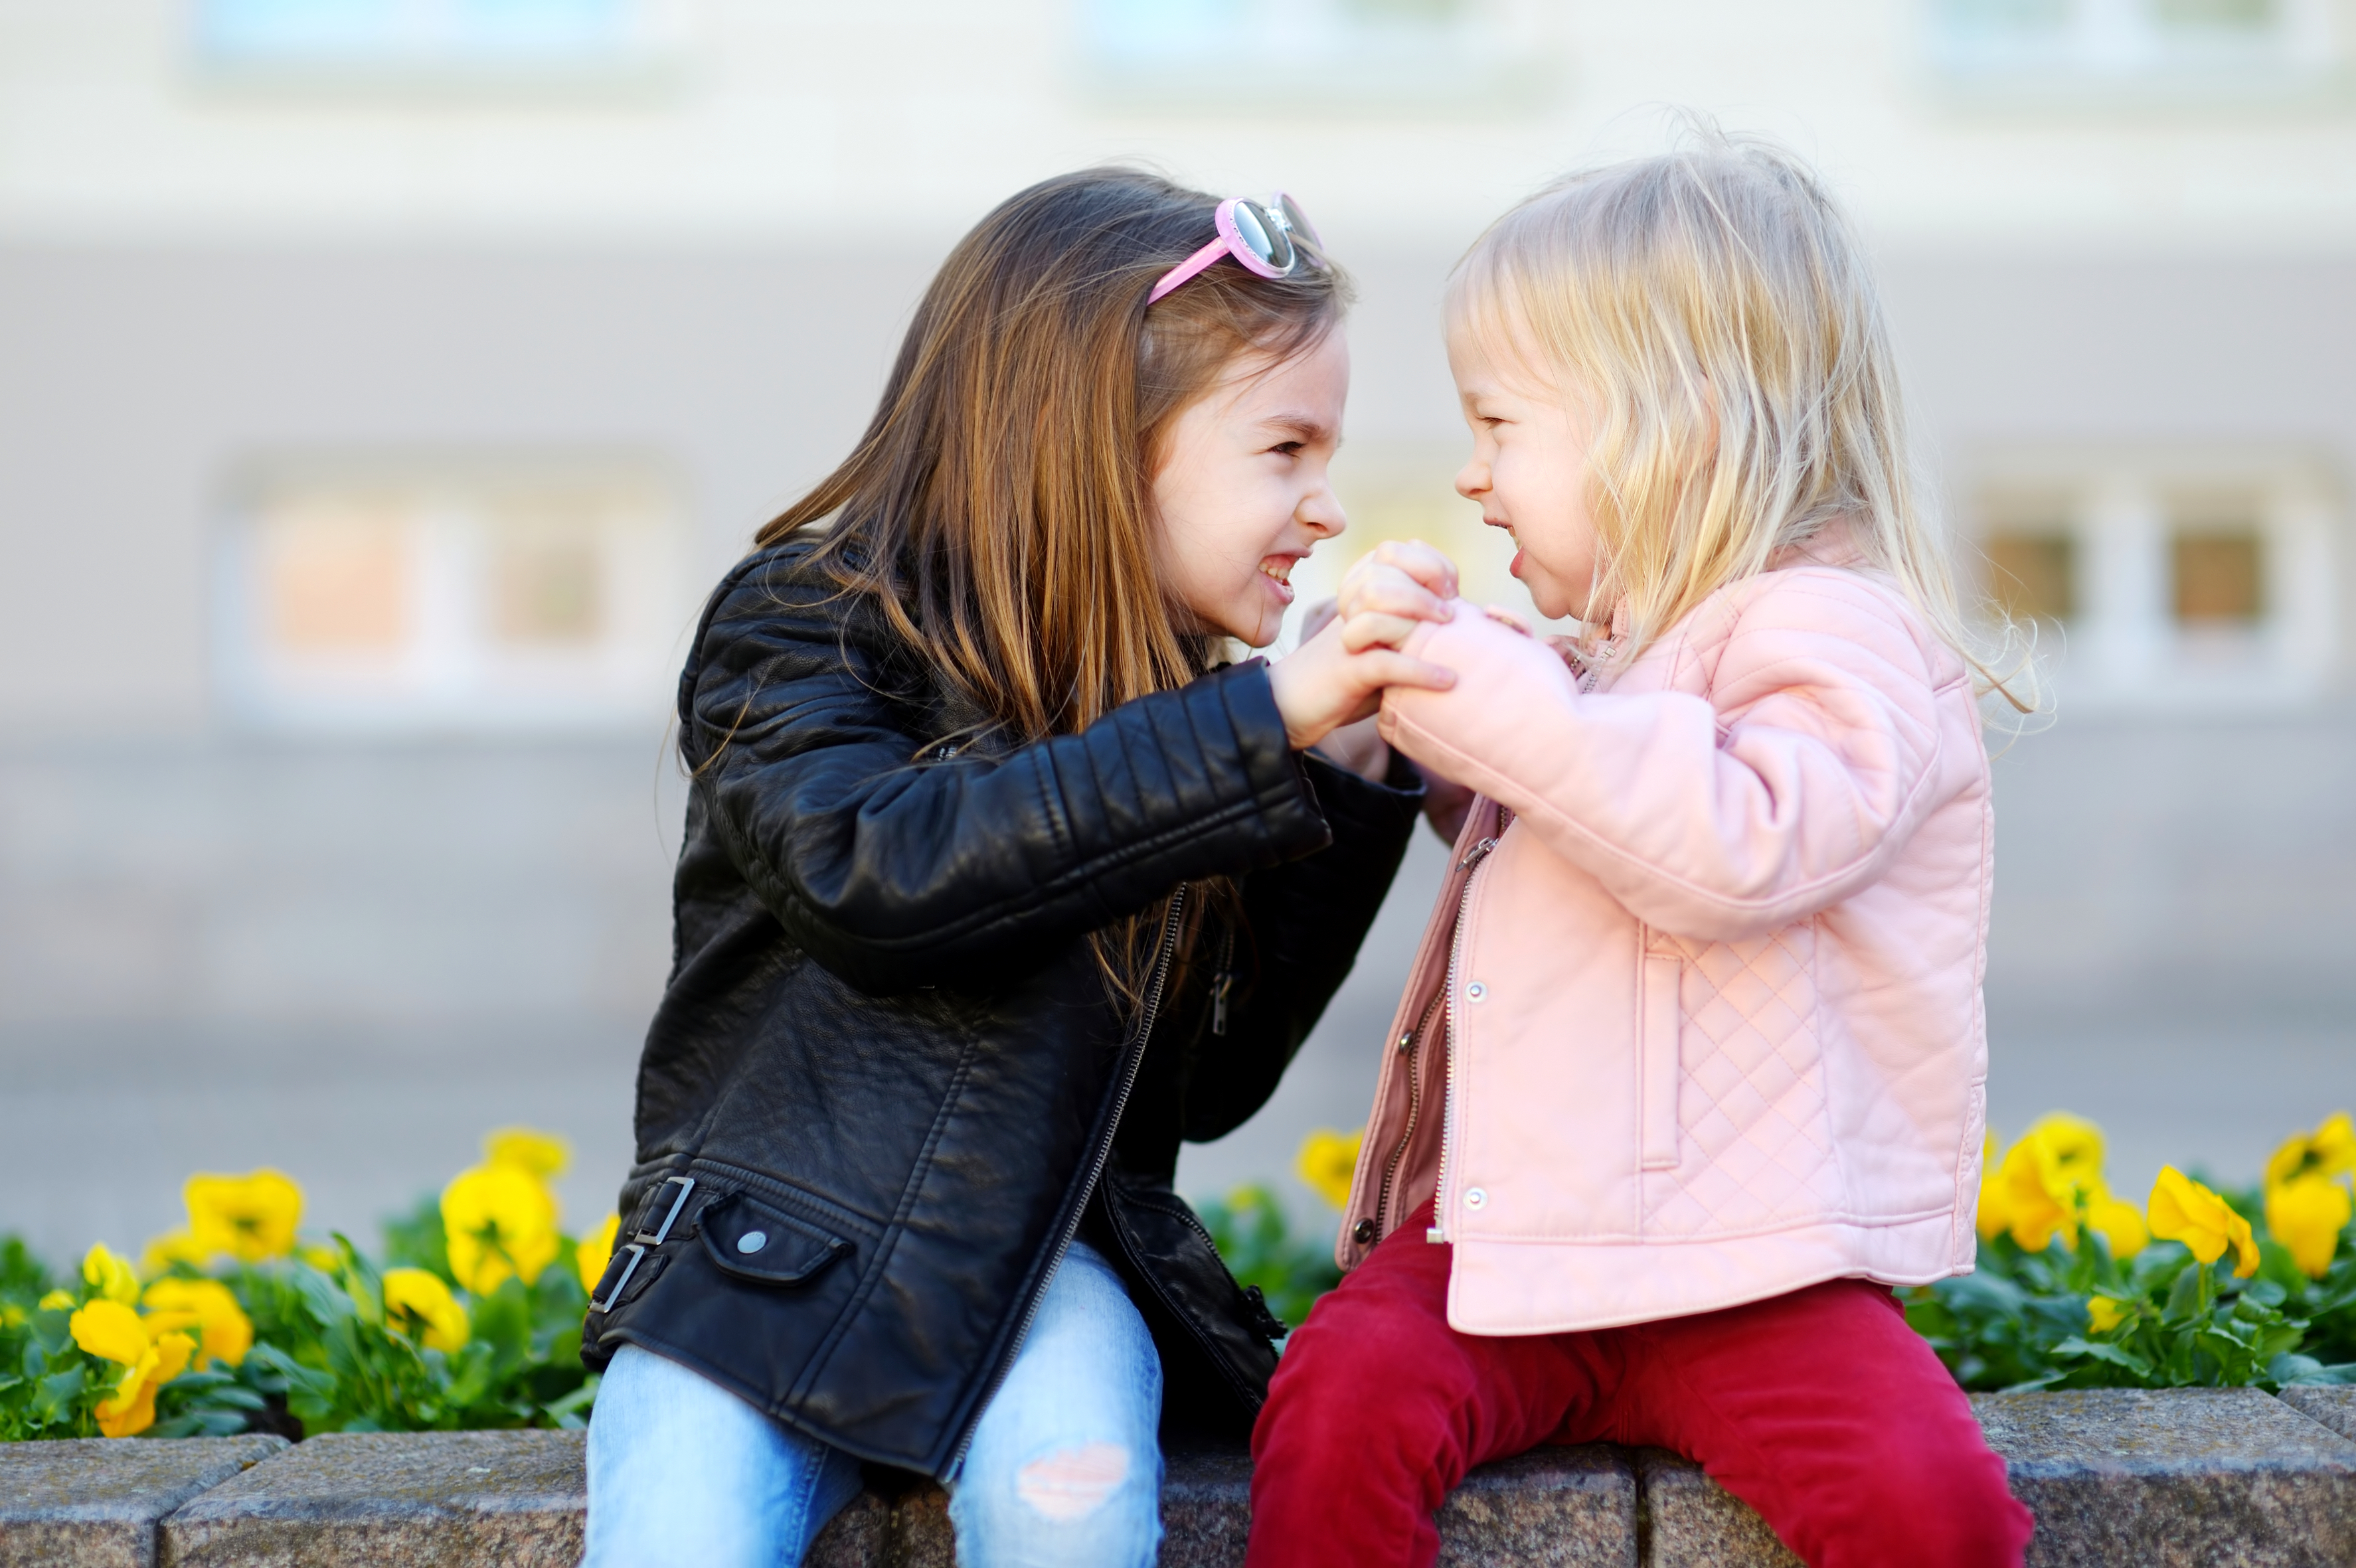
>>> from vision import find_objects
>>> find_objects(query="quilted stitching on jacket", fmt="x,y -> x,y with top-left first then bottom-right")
1645,926 -> 1841,1234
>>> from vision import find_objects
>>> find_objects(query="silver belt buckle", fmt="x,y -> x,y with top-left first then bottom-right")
590,1175 -> 697,1313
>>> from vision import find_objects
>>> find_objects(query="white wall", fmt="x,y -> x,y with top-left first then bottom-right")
3,1 -> 2353,250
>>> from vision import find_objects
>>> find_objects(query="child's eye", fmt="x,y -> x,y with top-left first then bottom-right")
1270,441 -> 1304,457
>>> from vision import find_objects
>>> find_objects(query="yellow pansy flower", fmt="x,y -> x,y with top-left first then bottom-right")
296,1243 -> 344,1273
2148,1166 -> 2260,1277
38,1289 -> 75,1312
70,1299 -> 196,1438
382,1267 -> 471,1353
1995,1135 -> 2078,1251
141,1278 -> 253,1369
577,1214 -> 620,1294
1987,1113 -> 2145,1256
1974,1129 -> 2011,1241
442,1164 -> 560,1294
1296,1128 -> 1364,1212
2087,1194 -> 2149,1260
2265,1112 -> 2356,1190
484,1127 -> 571,1182
81,1244 -> 140,1305
141,1229 -> 213,1277
185,1170 -> 303,1263
2023,1113 -> 2107,1187
2086,1296 -> 2131,1334
2266,1173 -> 2351,1279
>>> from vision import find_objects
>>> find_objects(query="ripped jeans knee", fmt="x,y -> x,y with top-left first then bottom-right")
1015,1439 -> 1134,1520
947,1240 -> 1164,1568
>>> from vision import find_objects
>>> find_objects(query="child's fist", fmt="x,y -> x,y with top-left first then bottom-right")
1268,601 -> 1456,753
1335,540 -> 1460,655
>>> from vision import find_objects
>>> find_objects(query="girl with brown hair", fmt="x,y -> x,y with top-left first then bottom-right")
577,168 -> 1456,1568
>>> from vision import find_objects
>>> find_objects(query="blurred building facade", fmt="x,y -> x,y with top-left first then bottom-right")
3,0 -> 2355,1253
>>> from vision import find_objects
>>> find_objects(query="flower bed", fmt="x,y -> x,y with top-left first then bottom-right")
0,1130 -> 614,1441
7,1113 -> 2355,1441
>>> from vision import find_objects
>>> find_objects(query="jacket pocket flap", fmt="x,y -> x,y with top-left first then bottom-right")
697,1193 -> 851,1287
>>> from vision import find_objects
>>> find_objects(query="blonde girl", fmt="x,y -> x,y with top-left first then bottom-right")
1246,134 -> 2035,1568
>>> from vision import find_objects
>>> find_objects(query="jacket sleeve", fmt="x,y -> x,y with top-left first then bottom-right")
683,552 -> 1334,993
1377,573 -> 1960,942
1180,750 -> 1424,1144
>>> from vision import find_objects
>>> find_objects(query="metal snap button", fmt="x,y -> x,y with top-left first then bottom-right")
1466,981 -> 1487,1002
1351,1218 -> 1377,1246
1464,1188 -> 1487,1211
736,1230 -> 768,1254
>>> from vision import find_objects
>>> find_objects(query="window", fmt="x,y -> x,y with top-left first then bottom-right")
1927,0 -> 2337,92
219,461 -> 690,732
1968,455 -> 2339,708
1982,489 -> 2080,623
1078,0 -> 1557,108
192,0 -> 689,80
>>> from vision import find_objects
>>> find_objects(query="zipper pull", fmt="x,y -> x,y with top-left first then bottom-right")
1458,836 -> 1499,872
1211,971 -> 1234,1037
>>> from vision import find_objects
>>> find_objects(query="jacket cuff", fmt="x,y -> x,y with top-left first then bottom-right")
1211,659 -> 1331,856
1298,745 -> 1425,852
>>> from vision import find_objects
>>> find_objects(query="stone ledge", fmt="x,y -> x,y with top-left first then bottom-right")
157,1430 -> 585,1568
0,1436 -> 286,1568
3,1389 -> 2355,1565
1977,1389 -> 2356,1568
803,1442 -> 1636,1568
2278,1386 -> 2356,1445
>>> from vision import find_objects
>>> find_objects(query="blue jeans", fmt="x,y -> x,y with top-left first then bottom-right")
582,1239 -> 1165,1568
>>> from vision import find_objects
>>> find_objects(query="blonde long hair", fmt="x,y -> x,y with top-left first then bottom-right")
1448,127 -> 2029,708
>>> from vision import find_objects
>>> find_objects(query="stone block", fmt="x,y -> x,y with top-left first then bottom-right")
1975,1388 -> 2356,1567
1639,1390 -> 2356,1568
157,1429 -> 585,1567
0,1435 -> 286,1568
820,1441 -> 1636,1567
1636,1449 -> 1800,1568
1156,1444 -> 1252,1568
2278,1385 -> 2356,1444
1439,1445 -> 1636,1567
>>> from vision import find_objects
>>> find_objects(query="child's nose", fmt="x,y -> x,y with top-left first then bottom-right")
1454,459 -> 1487,501
1298,483 -> 1347,538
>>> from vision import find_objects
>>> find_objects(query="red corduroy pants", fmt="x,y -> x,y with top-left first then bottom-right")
1246,1202 -> 2032,1568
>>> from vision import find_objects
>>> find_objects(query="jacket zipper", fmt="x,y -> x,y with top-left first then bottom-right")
1209,921 -> 1236,1037
1429,834 -> 1498,1244
947,884 -> 1188,1474
1372,986 -> 1447,1236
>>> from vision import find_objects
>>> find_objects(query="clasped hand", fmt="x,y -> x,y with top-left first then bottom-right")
1266,540 -> 1461,754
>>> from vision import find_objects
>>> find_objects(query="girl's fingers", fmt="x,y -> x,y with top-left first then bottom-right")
1351,649 -> 1457,692
1339,610 -> 1426,655
1339,564 -> 1450,623
1364,539 -> 1460,601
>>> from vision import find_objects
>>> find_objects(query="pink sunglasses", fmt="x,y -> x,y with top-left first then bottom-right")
1148,194 -> 1328,305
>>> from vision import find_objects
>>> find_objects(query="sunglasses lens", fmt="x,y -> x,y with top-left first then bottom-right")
1277,195 -> 1323,253
1233,201 -> 1293,272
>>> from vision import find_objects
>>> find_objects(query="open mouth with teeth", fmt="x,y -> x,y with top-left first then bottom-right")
1258,556 -> 1298,603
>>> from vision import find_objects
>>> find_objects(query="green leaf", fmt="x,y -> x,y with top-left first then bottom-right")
2053,1336 -> 2155,1377
2163,1260 -> 2207,1322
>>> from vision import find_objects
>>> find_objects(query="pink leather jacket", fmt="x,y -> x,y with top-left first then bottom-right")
1341,542 -> 1991,1334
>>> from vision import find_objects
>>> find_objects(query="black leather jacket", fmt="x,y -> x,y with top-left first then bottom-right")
584,534 -> 1420,1477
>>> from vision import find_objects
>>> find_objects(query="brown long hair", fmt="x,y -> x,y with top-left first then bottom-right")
760,167 -> 1349,740
758,167 -> 1351,992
